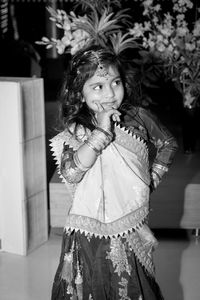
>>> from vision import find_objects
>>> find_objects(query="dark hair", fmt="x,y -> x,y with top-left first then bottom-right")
58,44 -> 134,134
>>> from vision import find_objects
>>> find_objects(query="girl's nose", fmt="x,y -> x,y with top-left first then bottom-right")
105,86 -> 114,98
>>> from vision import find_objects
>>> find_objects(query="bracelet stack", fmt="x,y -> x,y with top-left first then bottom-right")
151,170 -> 161,189
95,127 -> 113,140
84,127 -> 113,155
150,163 -> 168,190
72,127 -> 113,173
152,163 -> 168,173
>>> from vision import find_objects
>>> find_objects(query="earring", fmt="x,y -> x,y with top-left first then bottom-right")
81,98 -> 85,103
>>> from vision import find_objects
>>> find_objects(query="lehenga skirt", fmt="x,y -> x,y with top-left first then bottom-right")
51,229 -> 164,300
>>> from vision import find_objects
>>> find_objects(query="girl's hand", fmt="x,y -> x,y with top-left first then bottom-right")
94,102 -> 121,131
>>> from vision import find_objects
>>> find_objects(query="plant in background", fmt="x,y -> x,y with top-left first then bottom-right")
36,0 -> 133,55
129,0 -> 200,108
71,0 -> 122,14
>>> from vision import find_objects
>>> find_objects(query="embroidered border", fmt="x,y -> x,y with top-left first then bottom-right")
126,230 -> 156,276
114,124 -> 149,164
64,202 -> 149,238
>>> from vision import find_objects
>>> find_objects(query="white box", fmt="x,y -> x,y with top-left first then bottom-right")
0,77 -> 48,255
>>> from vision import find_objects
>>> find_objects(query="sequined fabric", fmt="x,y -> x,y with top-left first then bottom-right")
51,230 -> 164,300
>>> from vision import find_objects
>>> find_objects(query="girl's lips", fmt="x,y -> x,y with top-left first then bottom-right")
101,101 -> 117,108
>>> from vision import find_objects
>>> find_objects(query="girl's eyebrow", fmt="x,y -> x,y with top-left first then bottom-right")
89,81 -> 103,87
88,76 -> 121,87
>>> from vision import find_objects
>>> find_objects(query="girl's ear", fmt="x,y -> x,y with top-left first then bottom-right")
81,97 -> 86,103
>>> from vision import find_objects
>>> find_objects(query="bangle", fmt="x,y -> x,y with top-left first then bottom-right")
84,140 -> 100,155
73,152 -> 90,172
95,127 -> 113,140
84,128 -> 112,156
152,163 -> 168,173
151,170 -> 162,182
91,130 -> 110,147
151,171 -> 160,190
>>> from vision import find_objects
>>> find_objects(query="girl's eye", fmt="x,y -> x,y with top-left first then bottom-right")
93,85 -> 102,91
113,79 -> 122,86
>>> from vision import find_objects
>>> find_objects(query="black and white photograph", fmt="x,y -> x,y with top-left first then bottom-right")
0,1 -> 200,299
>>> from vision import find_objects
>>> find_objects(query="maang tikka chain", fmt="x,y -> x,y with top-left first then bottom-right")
75,50 -> 109,78
91,51 -> 109,78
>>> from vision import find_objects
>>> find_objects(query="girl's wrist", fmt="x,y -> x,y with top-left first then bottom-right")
84,140 -> 100,155
84,128 -> 113,155
95,126 -> 113,140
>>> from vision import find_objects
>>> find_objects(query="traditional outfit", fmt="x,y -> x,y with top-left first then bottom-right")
50,107 -> 178,300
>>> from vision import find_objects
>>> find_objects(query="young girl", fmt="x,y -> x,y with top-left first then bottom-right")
50,44 -> 178,300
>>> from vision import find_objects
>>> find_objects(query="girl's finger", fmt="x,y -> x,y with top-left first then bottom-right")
112,114 -> 116,122
99,103 -> 104,111
112,113 -> 121,122
116,114 -> 121,122
107,109 -> 121,117
94,101 -> 104,112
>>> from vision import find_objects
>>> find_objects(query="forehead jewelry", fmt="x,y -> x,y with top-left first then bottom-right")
91,51 -> 109,78
74,50 -> 109,78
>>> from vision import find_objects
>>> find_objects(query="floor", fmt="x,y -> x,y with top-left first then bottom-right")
1,91 -> 200,300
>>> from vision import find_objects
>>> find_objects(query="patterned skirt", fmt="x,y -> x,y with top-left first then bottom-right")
51,229 -> 164,300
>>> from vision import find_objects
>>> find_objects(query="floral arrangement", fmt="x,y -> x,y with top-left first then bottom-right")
129,0 -> 200,108
36,0 -> 135,56
36,7 -> 91,55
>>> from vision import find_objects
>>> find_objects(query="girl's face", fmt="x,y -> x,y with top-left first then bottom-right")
82,65 -> 124,113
